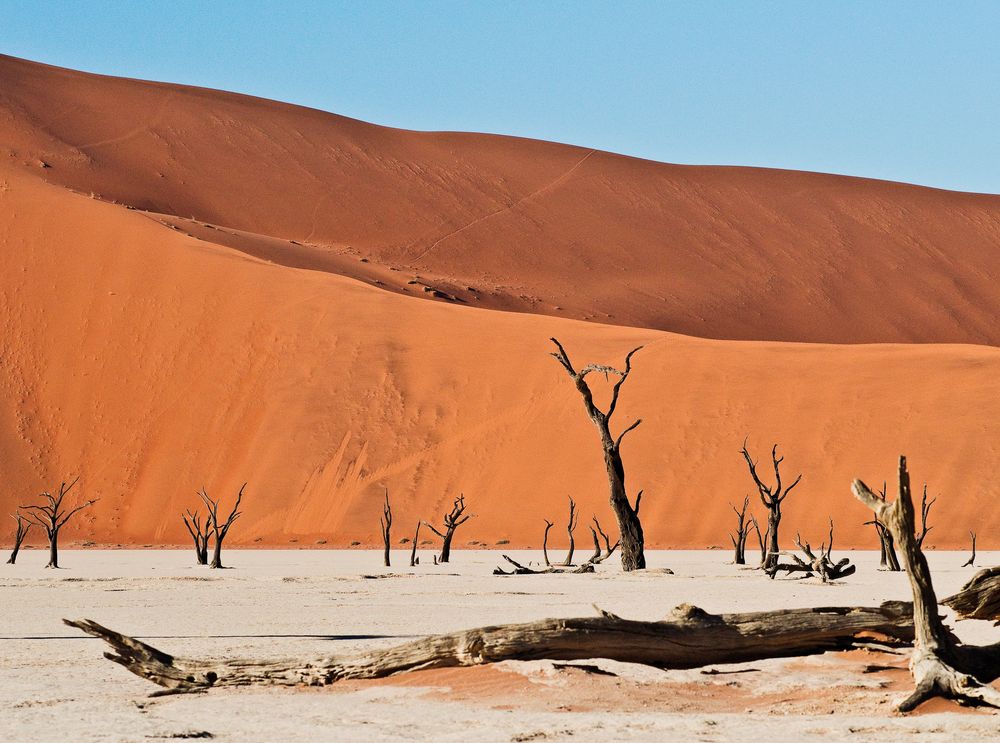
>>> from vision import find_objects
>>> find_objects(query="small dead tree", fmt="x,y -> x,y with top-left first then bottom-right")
587,517 -> 619,565
729,495 -> 751,565
541,519 -> 554,566
854,456 -> 1000,711
198,483 -> 244,569
7,512 -> 33,565
20,478 -> 96,568
916,484 -> 935,549
750,514 -> 768,568
424,494 -> 471,563
740,441 -> 801,570
409,522 -> 420,567
559,497 -> 579,566
181,510 -> 210,565
549,338 -> 646,571
379,490 -> 392,567
962,531 -> 977,568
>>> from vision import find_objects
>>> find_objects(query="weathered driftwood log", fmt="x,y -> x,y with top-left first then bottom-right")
7,512 -> 33,565
740,441 -> 801,571
549,338 -> 647,571
853,456 -> 1000,712
943,567 -> 1000,622
493,554 -> 595,575
730,495 -> 751,565
66,601 -> 914,696
962,531 -> 977,568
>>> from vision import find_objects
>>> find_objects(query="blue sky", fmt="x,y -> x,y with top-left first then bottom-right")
4,1 -> 999,193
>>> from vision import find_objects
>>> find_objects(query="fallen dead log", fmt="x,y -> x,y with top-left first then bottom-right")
943,566 -> 1000,623
66,601 -> 914,696
854,456 -> 1000,712
493,554 -> 594,575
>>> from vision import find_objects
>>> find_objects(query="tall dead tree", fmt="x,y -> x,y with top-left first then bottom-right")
863,482 -> 901,571
181,509 -> 210,565
424,494 -> 471,563
198,483 -> 244,569
549,338 -> 646,571
409,522 -> 420,567
916,484 -> 935,549
559,497 -> 579,566
853,456 -> 1000,711
20,478 -> 96,569
740,441 -> 801,570
379,489 -> 392,567
7,512 -> 32,565
541,519 -> 554,566
729,495 -> 751,565
962,531 -> 977,568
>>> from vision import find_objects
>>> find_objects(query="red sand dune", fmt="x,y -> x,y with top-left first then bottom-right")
2,55 -> 1000,550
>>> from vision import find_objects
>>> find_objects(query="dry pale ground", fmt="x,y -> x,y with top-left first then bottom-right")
3,550 -> 1000,742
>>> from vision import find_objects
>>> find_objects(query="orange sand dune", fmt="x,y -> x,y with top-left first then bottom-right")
2,166 -> 999,550
4,54 -> 1000,345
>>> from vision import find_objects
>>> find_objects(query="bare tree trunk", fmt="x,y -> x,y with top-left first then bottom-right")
559,497 -> 578,566
409,522 -> 420,567
550,339 -> 646,571
380,490 -> 392,568
424,495 -> 471,564
853,456 -> 1000,712
48,535 -> 59,569
66,601 -> 914,695
962,531 -> 977,568
542,520 -> 553,566
729,496 -> 750,565
7,512 -> 32,565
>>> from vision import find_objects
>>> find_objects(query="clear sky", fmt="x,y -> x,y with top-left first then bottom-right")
4,1 -> 999,194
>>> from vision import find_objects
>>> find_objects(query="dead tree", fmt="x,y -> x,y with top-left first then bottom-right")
181,510 -> 210,565
198,483 -> 244,569
750,514 -> 768,568
766,521 -> 855,582
409,522 -> 420,567
559,497 -> 579,566
424,494 -> 471,563
7,512 -> 32,565
67,601 -> 914,695
20,478 -> 96,568
729,495 -> 751,565
379,489 -> 392,567
916,484 -> 935,549
541,519 -> 554,566
588,517 -> 619,564
549,338 -> 646,571
853,456 -> 1000,712
863,482 -> 901,571
740,441 -> 801,570
493,554 -> 595,575
962,531 -> 977,568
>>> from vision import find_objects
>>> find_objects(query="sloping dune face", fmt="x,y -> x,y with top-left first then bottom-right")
4,54 -> 1000,345
2,56 -> 1000,550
